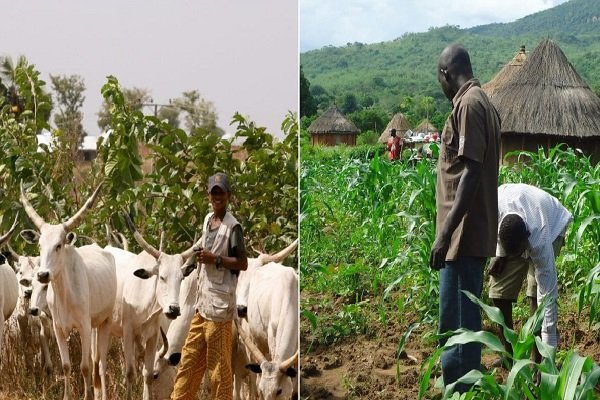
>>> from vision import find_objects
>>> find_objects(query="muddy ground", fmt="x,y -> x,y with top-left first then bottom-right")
300,309 -> 600,399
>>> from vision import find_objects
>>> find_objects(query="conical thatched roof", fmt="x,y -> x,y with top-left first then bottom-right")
415,119 -> 437,134
307,105 -> 359,135
378,113 -> 411,143
483,45 -> 527,97
489,39 -> 600,138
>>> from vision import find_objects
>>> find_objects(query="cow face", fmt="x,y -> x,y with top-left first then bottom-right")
27,225 -> 76,284
29,279 -> 49,317
247,361 -> 296,400
16,256 -> 40,301
133,253 -> 196,320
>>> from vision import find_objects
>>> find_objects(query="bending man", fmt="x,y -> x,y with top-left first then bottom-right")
488,183 -> 572,361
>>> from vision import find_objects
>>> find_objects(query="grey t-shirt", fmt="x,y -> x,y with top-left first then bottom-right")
205,221 -> 246,262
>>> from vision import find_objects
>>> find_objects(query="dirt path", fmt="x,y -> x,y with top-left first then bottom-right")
300,310 -> 600,399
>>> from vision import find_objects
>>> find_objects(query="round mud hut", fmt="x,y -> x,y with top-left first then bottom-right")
483,45 -> 527,97
485,39 -> 600,164
415,119 -> 438,135
378,112 -> 411,143
308,104 -> 360,146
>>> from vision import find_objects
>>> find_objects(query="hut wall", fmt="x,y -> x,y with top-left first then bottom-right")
311,134 -> 356,146
501,134 -> 600,164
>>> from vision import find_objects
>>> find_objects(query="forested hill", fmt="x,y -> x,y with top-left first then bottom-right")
300,0 -> 600,122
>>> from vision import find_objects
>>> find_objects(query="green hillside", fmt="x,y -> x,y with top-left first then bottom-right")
300,0 -> 600,132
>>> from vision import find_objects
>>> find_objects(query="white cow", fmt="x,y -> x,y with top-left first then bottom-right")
106,213 -> 198,400
242,261 -> 299,400
0,217 -> 19,358
151,239 -> 298,400
20,184 -> 117,400
8,246 -> 55,375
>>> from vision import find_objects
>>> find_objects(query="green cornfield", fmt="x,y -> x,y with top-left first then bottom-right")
300,143 -> 600,398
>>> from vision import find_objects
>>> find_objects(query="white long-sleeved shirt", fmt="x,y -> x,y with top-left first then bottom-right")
496,183 -> 572,347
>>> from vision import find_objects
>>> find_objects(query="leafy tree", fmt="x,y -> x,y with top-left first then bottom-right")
338,93 -> 359,114
157,105 -> 180,129
300,65 -> 317,117
172,90 -> 218,134
0,55 -> 52,130
97,87 -> 152,131
310,84 -> 332,112
50,74 -> 86,161
347,107 -> 388,133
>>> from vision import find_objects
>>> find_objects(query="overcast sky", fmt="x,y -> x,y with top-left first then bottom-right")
0,1 -> 298,138
301,0 -> 569,53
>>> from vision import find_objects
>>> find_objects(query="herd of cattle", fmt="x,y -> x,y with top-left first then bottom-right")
0,183 -> 299,400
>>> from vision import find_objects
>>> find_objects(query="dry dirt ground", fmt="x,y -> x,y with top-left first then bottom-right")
300,310 -> 600,399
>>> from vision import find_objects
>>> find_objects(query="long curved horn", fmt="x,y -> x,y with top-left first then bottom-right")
158,326 -> 169,359
63,184 -> 103,231
279,350 -> 299,372
181,234 -> 204,259
159,230 -> 166,253
116,232 -> 129,252
0,214 -> 19,247
235,319 -> 267,364
20,183 -> 45,229
123,212 -> 160,259
257,239 -> 298,265
6,244 -> 20,260
105,223 -> 113,246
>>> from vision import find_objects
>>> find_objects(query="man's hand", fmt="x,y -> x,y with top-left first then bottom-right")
430,237 -> 450,271
197,249 -> 217,265
488,257 -> 506,277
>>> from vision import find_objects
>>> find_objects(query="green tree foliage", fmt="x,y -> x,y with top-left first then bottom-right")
0,74 -> 296,267
50,74 -> 86,179
172,90 -> 219,134
347,108 -> 388,133
356,130 -> 379,145
338,93 -> 359,114
157,105 -> 180,129
97,86 -> 152,131
301,0 -> 600,130
0,56 -> 52,130
300,65 -> 317,117
309,83 -> 332,112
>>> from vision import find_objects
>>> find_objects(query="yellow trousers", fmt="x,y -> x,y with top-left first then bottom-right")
171,314 -> 233,400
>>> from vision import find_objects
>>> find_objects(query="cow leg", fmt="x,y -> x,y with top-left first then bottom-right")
123,329 -> 136,400
54,326 -> 72,400
79,325 -> 94,400
95,321 -> 112,400
40,315 -> 54,376
142,331 -> 158,400
91,328 -> 101,400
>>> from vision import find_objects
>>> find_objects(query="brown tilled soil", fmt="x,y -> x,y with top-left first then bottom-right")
300,310 -> 600,399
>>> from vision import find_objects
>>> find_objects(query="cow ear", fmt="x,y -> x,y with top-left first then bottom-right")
181,261 -> 197,277
19,278 -> 31,287
246,363 -> 262,374
285,367 -> 297,378
20,230 -> 40,244
134,265 -> 157,279
168,353 -> 181,366
66,232 -> 77,245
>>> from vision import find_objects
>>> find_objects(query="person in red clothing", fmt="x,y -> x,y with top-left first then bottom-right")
387,128 -> 402,161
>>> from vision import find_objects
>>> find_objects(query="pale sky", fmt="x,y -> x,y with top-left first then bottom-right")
301,0 -> 569,52
1,1 -> 298,138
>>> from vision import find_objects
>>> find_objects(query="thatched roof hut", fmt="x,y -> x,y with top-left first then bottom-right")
482,45 -> 527,97
378,113 -> 411,143
308,104 -> 360,146
415,119 -> 438,135
486,39 -> 600,163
